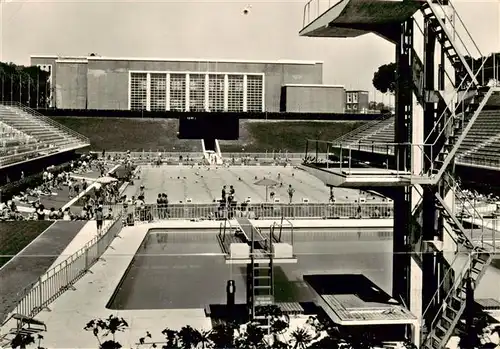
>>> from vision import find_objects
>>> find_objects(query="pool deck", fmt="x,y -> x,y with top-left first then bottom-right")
0,219 -> 392,348
124,165 -> 381,204
2,217 -> 500,348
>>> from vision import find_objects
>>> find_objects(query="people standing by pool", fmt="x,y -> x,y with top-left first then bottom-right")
287,184 -> 295,204
95,206 -> 104,233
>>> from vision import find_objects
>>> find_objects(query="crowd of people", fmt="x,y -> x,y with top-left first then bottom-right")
0,153 -> 121,222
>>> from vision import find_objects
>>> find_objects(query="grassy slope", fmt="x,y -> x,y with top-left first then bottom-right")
53,117 -> 366,153
0,221 -> 53,267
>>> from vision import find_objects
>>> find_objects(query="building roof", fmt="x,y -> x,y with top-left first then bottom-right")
31,55 -> 323,65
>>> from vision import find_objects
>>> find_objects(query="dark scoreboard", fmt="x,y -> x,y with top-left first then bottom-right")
178,114 -> 239,140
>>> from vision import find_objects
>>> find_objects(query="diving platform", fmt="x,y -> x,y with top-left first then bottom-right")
301,0 -> 423,41
305,274 -> 418,326
217,218 -> 297,265
299,164 -> 412,188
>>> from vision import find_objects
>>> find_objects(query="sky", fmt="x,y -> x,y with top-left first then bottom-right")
0,0 -> 499,97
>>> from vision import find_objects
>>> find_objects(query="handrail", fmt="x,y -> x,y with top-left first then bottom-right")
0,102 -> 90,144
443,173 -> 496,250
425,252 -> 472,345
421,250 -> 463,320
423,1 -> 491,144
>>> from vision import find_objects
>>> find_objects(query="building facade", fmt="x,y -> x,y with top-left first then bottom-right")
31,56 -> 351,113
345,90 -> 369,113
281,84 -> 345,113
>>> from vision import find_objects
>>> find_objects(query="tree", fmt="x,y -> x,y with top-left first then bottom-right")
373,52 -> 500,95
462,52 -> 500,86
368,101 -> 391,113
372,62 -> 397,94
0,61 -> 51,108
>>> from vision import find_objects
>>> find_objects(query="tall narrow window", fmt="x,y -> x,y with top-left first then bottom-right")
169,74 -> 186,111
208,74 -> 225,112
246,75 -> 263,112
150,73 -> 167,111
130,73 -> 147,110
189,74 -> 205,111
227,75 -> 244,112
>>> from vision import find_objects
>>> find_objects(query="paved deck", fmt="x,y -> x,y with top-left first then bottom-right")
0,219 -> 396,348
2,217 -> 500,348
0,221 -> 86,323
125,165 -> 378,204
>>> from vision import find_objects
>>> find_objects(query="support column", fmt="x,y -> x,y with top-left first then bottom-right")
393,18 -> 413,309
422,20 -> 441,328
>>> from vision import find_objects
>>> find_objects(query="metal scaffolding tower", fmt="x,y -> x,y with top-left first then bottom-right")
300,0 -> 500,347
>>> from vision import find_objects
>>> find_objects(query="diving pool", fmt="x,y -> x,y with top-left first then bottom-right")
107,227 -> 394,310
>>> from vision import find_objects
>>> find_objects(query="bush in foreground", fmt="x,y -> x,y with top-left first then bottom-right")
10,307 -> 421,349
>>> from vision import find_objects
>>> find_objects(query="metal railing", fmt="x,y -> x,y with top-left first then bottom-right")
446,174 -> 498,250
302,0 -> 335,29
304,121 -> 500,179
105,151 -> 307,160
13,216 -> 122,320
116,202 -> 394,222
0,102 -> 90,145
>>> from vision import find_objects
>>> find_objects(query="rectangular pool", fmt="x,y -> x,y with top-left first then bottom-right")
107,228 -> 393,310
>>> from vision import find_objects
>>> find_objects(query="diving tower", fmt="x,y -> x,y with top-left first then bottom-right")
217,218 -> 297,325
299,0 -> 500,348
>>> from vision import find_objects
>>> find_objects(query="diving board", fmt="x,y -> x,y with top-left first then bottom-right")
216,218 -> 297,265
300,164 -> 412,188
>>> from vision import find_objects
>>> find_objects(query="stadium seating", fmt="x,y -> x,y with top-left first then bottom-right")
0,103 -> 90,167
334,109 -> 500,167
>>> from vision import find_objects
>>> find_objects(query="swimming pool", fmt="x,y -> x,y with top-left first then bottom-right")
107,227 -> 394,310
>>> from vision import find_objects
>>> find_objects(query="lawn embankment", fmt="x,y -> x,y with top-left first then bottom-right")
52,117 -> 366,153
0,221 -> 53,267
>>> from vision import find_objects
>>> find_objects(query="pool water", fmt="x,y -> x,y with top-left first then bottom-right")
107,229 -> 394,310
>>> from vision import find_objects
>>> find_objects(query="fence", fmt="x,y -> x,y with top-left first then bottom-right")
104,151 -> 312,160
13,216 -> 123,320
114,202 -> 394,222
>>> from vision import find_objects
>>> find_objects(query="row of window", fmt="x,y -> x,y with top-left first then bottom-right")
129,72 -> 264,112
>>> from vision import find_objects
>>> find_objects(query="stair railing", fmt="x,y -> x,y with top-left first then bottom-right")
426,87 -> 494,181
423,252 -> 472,346
443,174 -> 497,250
423,0 -> 491,146
421,249 -> 464,322
430,0 -> 488,87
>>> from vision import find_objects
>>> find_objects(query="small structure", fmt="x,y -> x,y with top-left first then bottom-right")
217,217 -> 296,326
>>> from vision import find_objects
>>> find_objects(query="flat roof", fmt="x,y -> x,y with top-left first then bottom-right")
55,59 -> 88,64
284,84 -> 345,88
31,55 -> 323,65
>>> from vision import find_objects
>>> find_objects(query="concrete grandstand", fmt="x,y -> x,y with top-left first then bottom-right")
0,103 -> 89,171
331,109 -> 500,170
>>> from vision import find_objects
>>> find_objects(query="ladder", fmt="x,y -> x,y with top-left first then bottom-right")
250,252 -> 274,331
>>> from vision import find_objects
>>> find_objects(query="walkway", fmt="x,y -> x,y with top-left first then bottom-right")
0,221 -> 86,323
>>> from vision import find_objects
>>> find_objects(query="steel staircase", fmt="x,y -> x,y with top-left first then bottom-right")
422,251 -> 492,349
422,174 -> 494,348
413,0 -> 497,185
421,1 -> 478,87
